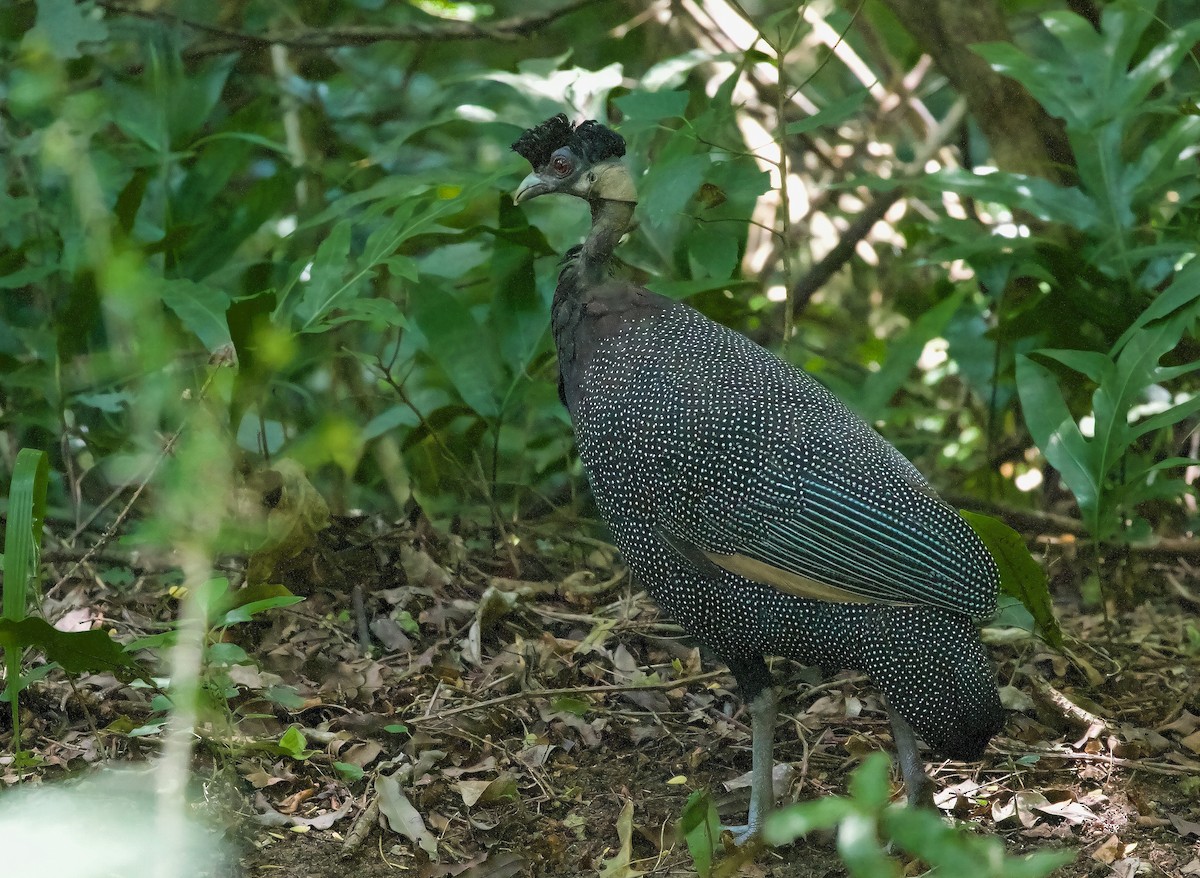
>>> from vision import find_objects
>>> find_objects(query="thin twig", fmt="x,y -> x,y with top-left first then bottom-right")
411,670 -> 728,722
97,0 -> 606,56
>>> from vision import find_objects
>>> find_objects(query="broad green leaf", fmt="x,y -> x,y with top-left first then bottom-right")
846,751 -> 891,809
837,811 -> 897,878
3,449 -> 48,622
491,196 -> 549,381
685,223 -> 739,280
961,511 -> 1062,647
288,220 -> 355,331
640,154 -> 709,229
646,276 -> 755,300
785,89 -> 870,136
614,90 -> 690,132
160,279 -> 232,352
0,618 -> 139,676
1130,392 -> 1200,439
1094,310 -> 1197,485
1113,259 -> 1200,350
851,289 -> 966,421
931,169 -> 1099,230
678,791 -> 720,877
409,282 -> 502,419
24,0 -> 108,60
763,795 -> 855,845
1016,355 -> 1100,528
1033,349 -> 1111,385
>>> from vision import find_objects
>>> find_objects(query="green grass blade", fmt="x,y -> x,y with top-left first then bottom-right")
3,449 -> 49,622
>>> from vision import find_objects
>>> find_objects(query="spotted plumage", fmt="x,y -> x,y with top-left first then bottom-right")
511,115 -> 1005,839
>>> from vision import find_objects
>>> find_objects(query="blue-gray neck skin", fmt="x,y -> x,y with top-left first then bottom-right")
576,198 -> 635,287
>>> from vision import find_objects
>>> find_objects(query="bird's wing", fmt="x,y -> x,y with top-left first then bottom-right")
665,437 -> 998,617
648,320 -> 997,618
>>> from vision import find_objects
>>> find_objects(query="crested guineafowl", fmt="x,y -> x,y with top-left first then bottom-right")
511,113 -> 1005,841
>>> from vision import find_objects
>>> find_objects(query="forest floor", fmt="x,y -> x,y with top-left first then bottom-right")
7,510 -> 1200,878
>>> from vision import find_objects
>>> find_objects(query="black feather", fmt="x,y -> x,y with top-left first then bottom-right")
512,115 -> 626,169
511,113 -> 573,169
567,120 -> 626,163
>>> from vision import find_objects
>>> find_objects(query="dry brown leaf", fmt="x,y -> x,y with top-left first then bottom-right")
1161,711 -> 1200,736
1110,858 -> 1143,878
597,799 -> 646,878
1170,813 -> 1200,838
377,772 -> 437,857
1092,834 -> 1122,864
1015,790 -> 1050,828
442,757 -> 498,778
401,545 -> 452,589
456,780 -> 492,807
1034,797 -> 1097,825
1179,730 -> 1200,755
342,741 -> 383,768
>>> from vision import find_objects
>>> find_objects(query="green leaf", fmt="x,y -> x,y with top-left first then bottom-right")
491,196 -> 549,381
217,595 -> 305,626
549,696 -> 590,716
640,154 -> 709,229
24,0 -> 108,60
1016,355 -> 1100,529
1130,393 -> 1200,440
160,279 -> 232,352
265,685 -> 306,709
288,220 -> 356,331
1033,349 -> 1110,384
409,281 -> 502,419
960,511 -> 1062,647
645,277 -> 755,300
763,795 -> 855,845
837,811 -> 897,878
278,725 -> 315,760
846,751 -> 891,809
678,791 -> 720,878
930,169 -> 1099,230
785,89 -> 870,136
685,224 -> 739,280
614,90 -> 690,132
207,641 -> 250,666
1113,260 -> 1200,351
851,289 -> 966,421
0,618 -> 139,676
3,449 -> 48,622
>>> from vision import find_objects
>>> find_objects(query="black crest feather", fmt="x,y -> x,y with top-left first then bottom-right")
568,120 -> 626,163
511,113 -> 573,169
512,114 -> 626,168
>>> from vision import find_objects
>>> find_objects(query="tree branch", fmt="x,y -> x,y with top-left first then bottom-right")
96,0 -> 607,57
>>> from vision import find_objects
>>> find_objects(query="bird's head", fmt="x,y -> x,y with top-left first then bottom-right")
511,114 -> 636,206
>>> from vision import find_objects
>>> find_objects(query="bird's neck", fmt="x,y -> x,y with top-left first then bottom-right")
576,199 -> 635,286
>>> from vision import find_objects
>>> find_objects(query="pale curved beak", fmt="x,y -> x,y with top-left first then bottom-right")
513,171 -> 550,204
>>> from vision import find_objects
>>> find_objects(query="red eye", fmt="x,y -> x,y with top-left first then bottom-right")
551,156 -> 572,176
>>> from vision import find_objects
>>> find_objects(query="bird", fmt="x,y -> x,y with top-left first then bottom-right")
510,113 -> 1005,842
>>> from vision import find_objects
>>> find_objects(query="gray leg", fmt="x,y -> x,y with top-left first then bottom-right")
727,687 -> 777,844
888,706 -> 934,807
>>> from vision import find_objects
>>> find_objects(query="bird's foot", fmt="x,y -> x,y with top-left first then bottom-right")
721,821 -> 760,846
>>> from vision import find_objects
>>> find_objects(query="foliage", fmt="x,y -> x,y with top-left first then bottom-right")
763,754 -> 1075,877
1017,263 -> 1200,544
1,0 -> 1197,866
919,1 -> 1200,543
961,510 -> 1062,646
125,577 -> 305,737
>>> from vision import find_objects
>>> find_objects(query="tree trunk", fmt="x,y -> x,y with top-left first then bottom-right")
877,0 -> 1074,183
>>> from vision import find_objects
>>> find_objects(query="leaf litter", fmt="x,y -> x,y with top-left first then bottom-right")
10,512 -> 1200,877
